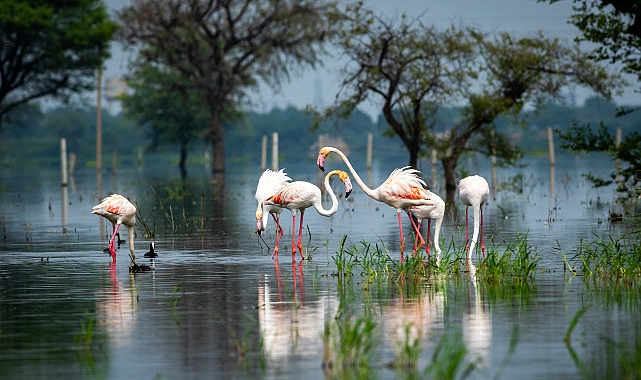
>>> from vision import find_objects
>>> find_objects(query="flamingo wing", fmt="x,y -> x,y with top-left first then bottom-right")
265,181 -> 318,210
256,169 -> 291,203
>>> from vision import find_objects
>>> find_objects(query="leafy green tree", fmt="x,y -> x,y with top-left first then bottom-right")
540,0 -> 641,201
116,0 -> 338,181
122,62 -> 211,178
0,0 -> 118,125
317,3 -> 622,203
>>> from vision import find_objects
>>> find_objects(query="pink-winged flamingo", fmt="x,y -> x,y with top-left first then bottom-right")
255,169 -> 292,259
317,146 -> 439,260
92,194 -> 137,263
263,170 -> 352,262
408,191 -> 445,262
458,175 -> 489,262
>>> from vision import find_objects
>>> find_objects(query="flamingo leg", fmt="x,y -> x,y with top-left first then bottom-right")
271,214 -> 283,260
109,223 -> 121,261
413,220 -> 422,252
397,211 -> 405,261
291,213 -> 297,258
406,211 -> 424,255
296,209 -> 305,261
480,206 -> 485,257
426,219 -> 432,255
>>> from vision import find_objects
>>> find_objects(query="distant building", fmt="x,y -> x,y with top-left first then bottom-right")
311,134 -> 350,157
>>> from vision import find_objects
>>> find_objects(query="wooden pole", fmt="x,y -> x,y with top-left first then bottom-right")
60,138 -> 68,187
366,133 -> 373,170
261,135 -> 267,171
547,126 -> 555,166
271,132 -> 279,170
96,68 -> 103,172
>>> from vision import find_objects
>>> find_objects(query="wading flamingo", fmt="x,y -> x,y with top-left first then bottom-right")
458,175 -> 489,262
255,169 -> 292,259
408,191 -> 445,262
317,146 -> 438,260
263,170 -> 353,262
92,194 -> 137,263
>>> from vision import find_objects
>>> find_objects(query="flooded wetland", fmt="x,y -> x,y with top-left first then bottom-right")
0,153 -> 639,379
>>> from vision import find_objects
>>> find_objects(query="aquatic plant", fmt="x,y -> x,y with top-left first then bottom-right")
393,322 -> 422,370
477,233 -> 538,283
564,231 -> 641,282
424,328 -> 480,380
322,313 -> 377,378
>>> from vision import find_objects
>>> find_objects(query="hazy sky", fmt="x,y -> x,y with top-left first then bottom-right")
104,0 -> 637,118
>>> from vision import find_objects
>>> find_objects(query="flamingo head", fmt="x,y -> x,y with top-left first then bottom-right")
317,148 -> 329,172
336,170 -> 353,198
255,207 -> 264,233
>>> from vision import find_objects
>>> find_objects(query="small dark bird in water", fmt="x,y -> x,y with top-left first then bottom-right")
144,242 -> 157,258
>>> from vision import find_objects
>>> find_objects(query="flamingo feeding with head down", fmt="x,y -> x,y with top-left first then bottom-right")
317,146 -> 439,259
408,191 -> 445,261
458,175 -> 489,262
92,194 -> 137,263
255,169 -> 292,259
263,170 -> 352,262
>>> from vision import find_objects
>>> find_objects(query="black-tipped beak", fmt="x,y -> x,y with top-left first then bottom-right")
318,163 -> 325,172
346,189 -> 352,198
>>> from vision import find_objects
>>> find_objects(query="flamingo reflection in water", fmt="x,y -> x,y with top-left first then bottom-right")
95,262 -> 138,349
258,260 -> 335,363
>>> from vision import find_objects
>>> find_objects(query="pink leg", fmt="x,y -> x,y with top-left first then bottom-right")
397,211 -> 405,261
406,211 -> 424,254
480,206 -> 485,257
296,209 -> 305,261
291,213 -> 297,258
109,223 -> 121,261
271,214 -> 283,260
426,219 -> 432,255
413,220 -> 422,252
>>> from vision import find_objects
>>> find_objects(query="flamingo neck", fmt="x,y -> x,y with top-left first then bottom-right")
467,205 -> 481,258
128,225 -> 136,261
315,171 -> 341,216
327,147 -> 377,200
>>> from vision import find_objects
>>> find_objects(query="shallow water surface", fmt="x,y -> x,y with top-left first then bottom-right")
0,155 -> 638,379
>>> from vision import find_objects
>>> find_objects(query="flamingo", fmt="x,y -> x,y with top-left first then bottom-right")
408,191 -> 445,262
263,170 -> 353,262
92,194 -> 137,264
317,146 -> 439,259
255,169 -> 292,259
458,175 -> 489,261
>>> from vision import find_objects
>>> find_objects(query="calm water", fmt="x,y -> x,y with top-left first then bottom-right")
0,152 -> 638,379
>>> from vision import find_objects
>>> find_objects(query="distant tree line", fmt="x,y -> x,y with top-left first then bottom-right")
2,97 -> 638,170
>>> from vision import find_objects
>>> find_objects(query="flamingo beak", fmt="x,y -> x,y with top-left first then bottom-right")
345,179 -> 353,199
317,154 -> 325,172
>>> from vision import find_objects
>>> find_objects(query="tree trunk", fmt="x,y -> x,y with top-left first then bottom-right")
208,102 -> 226,183
179,144 -> 187,179
442,156 -> 458,205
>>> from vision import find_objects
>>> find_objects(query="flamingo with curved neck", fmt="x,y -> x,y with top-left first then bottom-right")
264,170 -> 352,262
317,146 -> 439,259
458,175 -> 489,262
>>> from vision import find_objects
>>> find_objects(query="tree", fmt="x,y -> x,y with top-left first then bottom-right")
318,3 -> 622,203
0,0 -> 118,125
122,62 -> 211,178
539,0 -> 641,201
116,0 -> 338,181
541,0 -> 641,86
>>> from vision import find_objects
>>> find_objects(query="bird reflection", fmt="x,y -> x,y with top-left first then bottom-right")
258,261 -> 327,364
463,268 -> 492,365
95,262 -> 138,348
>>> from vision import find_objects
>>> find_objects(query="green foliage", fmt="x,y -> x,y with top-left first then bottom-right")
0,0 -> 118,124
478,233 -> 539,284
565,230 -> 641,282
557,121 -> 641,200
